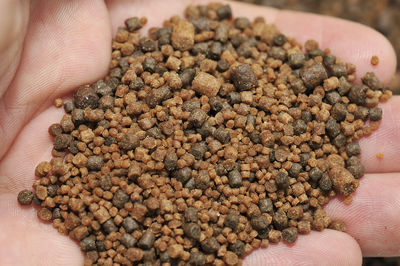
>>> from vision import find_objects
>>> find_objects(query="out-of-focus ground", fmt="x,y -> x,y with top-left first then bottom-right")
235,0 -> 400,265
236,0 -> 400,94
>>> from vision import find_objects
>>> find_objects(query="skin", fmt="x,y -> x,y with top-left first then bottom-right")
0,0 -> 398,265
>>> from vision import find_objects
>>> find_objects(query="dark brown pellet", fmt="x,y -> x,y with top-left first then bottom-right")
251,215 -> 270,231
331,103 -> 347,121
230,63 -> 257,91
122,217 -> 139,233
180,68 -> 196,87
138,231 -> 155,250
190,109 -> 207,128
53,134 -> 72,151
195,170 -> 210,190
348,85 -> 367,105
189,251 -> 206,266
17,190 -> 34,205
125,17 -> 143,32
282,227 -> 298,243
81,236 -> 96,252
229,240 -> 245,256
346,142 -> 361,157
228,169 -> 242,188
288,53 -> 305,69
319,174 -> 333,191
214,127 -> 230,143
293,120 -> 307,135
183,223 -> 201,240
112,189 -> 129,208
273,210 -> 288,230
289,163 -> 302,178
300,63 -> 328,88
225,212 -> 239,229
103,219 -> 118,233
270,47 -> 287,61
326,119 -> 341,138
259,198 -> 274,213
87,156 -> 104,171
309,167 -> 323,182
275,172 -> 290,189
369,107 -> 382,121
325,91 -> 341,105
164,152 -> 178,171
74,86 -> 99,109
48,123 -> 63,137
184,207 -> 199,223
234,17 -> 251,30
201,237 -> 220,253
217,5 -> 232,20
273,34 -> 286,46
121,233 -> 137,248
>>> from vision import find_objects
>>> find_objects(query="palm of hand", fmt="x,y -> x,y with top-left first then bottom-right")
0,1 -> 398,265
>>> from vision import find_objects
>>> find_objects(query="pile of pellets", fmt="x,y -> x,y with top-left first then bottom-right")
17,3 -> 392,266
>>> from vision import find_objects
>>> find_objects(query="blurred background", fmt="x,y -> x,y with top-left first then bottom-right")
236,0 -> 400,95
233,0 -> 400,265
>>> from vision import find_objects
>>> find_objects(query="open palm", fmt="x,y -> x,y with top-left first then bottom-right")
0,0 -> 398,265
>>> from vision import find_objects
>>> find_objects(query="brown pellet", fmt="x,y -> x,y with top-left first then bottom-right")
282,227 -> 298,243
17,190 -> 34,205
54,98 -> 63,108
371,55 -> 379,65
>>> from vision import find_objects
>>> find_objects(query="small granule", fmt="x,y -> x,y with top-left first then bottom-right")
371,55 -> 379,65
376,152 -> 384,159
54,98 -> 63,108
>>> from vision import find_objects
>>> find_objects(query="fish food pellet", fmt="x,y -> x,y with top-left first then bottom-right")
18,3 -> 391,265
371,55 -> 379,65
17,189 -> 34,205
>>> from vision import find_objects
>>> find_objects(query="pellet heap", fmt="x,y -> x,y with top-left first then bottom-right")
17,3 -> 392,266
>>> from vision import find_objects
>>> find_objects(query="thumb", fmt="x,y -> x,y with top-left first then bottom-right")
0,0 -> 29,97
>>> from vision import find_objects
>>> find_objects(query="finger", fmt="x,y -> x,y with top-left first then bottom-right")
0,107 -> 62,193
0,0 -> 111,160
0,0 -> 29,97
243,230 -> 362,266
106,0 -> 396,84
0,193 -> 83,266
325,173 -> 400,257
359,96 -> 400,173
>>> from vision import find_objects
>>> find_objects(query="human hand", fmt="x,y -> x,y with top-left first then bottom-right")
0,0 -> 397,265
